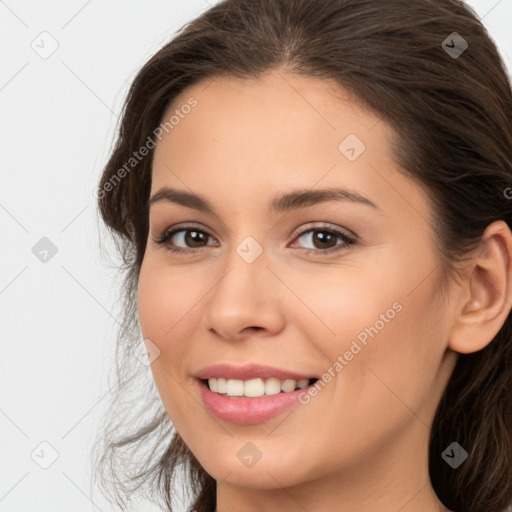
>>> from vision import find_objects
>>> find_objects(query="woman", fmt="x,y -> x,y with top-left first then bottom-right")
92,1 -> 512,511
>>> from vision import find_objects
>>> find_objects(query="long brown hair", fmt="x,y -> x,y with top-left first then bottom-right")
92,1 -> 512,511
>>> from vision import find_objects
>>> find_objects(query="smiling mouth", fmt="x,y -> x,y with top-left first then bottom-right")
201,377 -> 319,398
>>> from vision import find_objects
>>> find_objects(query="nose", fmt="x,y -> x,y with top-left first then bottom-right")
202,244 -> 286,341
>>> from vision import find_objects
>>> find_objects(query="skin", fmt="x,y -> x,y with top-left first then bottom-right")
137,69 -> 512,512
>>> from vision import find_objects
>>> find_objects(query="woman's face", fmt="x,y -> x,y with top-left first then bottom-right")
137,70 -> 458,501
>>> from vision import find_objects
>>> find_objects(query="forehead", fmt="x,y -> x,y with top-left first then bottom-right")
149,70 -> 432,229
157,70 -> 384,147
153,71 -> 388,179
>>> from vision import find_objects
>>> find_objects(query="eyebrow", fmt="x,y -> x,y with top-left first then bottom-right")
149,186 -> 379,213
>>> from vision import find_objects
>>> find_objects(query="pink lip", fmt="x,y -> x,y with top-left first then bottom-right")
196,379 -> 317,424
194,363 -> 317,381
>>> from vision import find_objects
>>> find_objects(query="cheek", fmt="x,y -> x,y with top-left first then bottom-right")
137,257 -> 205,357
283,261 -> 402,356
292,288 -> 443,475
293,254 -> 445,422
342,275 -> 444,428
137,257 -> 207,427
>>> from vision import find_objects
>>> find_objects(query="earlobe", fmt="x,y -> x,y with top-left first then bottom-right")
449,220 -> 512,354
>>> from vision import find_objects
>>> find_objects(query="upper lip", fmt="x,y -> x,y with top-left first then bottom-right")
195,363 -> 318,381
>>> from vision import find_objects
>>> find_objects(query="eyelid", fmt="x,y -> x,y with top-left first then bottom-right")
152,221 -> 357,254
289,221 -> 356,243
152,222 -> 218,247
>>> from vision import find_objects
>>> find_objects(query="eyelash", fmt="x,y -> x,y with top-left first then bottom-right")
152,222 -> 357,256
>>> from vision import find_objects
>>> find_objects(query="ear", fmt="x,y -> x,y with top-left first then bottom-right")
449,220 -> 512,354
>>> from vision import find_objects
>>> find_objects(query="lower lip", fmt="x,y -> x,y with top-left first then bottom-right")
197,379 -> 315,424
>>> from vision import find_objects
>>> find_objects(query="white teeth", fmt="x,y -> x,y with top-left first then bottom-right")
281,379 -> 296,393
297,378 -> 309,389
265,378 -> 282,396
225,379 -> 244,396
207,377 -> 313,397
217,378 -> 227,394
244,378 -> 265,397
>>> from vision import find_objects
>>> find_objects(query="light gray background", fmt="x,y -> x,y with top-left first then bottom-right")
1,1 -> 511,511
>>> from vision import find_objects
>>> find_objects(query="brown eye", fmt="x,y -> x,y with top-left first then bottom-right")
293,227 -> 356,254
153,226 -> 218,254
153,224 -> 355,256
310,230 -> 338,249
180,229 -> 209,248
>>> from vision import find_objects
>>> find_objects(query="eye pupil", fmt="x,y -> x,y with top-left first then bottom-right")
313,231 -> 336,249
185,230 -> 207,247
